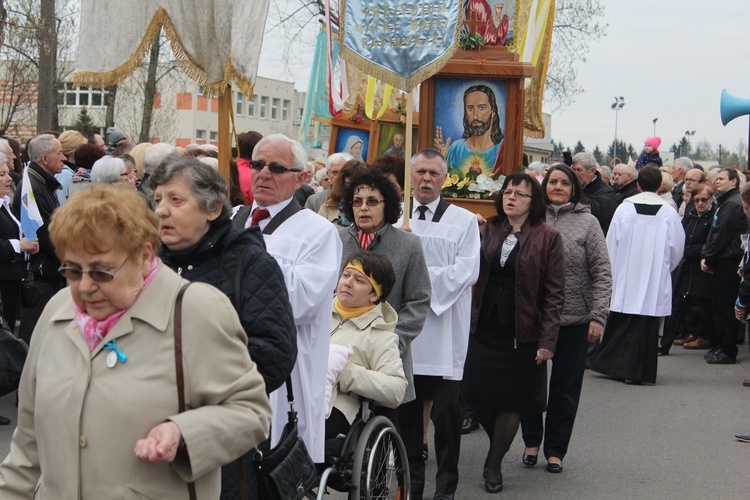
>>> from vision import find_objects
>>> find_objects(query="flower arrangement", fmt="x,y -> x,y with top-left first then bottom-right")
460,32 -> 485,50
392,100 -> 408,124
441,170 -> 505,199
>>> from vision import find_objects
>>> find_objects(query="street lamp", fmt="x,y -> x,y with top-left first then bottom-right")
611,97 -> 625,162
682,130 -> 695,158
652,118 -> 658,136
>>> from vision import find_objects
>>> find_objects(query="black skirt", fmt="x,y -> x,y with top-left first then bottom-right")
463,333 -> 548,413
591,312 -> 660,384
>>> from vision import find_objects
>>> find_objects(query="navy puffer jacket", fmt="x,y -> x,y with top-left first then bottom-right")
161,219 -> 297,393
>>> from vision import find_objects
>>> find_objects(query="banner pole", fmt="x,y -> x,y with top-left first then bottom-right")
402,89 -> 414,229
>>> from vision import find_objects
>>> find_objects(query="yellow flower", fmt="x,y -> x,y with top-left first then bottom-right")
457,177 -> 471,189
443,174 -> 459,189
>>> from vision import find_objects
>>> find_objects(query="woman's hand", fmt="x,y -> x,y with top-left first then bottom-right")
588,320 -> 604,343
20,237 -> 39,254
134,421 -> 183,464
535,348 -> 553,365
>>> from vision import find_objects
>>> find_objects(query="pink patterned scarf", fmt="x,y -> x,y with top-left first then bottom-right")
74,258 -> 159,352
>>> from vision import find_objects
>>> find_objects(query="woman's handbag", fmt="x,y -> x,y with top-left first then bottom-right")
0,315 -> 27,397
253,379 -> 317,500
19,260 -> 41,308
174,283 -> 197,500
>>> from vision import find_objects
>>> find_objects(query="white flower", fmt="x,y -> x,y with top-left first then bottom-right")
468,174 -> 503,195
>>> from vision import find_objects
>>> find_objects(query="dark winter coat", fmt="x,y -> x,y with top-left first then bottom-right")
10,162 -> 63,284
614,180 -> 639,206
675,203 -> 716,298
160,220 -> 297,392
702,187 -> 748,267
581,171 -> 616,235
635,150 -> 663,170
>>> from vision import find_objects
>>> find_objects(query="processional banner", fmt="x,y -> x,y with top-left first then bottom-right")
73,1 -> 270,98
339,0 -> 464,91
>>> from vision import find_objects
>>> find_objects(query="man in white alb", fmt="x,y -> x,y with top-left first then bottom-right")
399,148 -> 480,500
233,134 -> 342,462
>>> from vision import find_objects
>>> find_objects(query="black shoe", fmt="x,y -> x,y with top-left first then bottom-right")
433,493 -> 454,500
0,415 -> 9,425
546,462 -> 563,473
461,417 -> 478,434
522,451 -> 538,466
657,345 -> 669,356
704,347 -> 719,360
421,442 -> 428,461
735,432 -> 750,443
706,351 -> 736,364
485,479 -> 503,493
624,379 -> 642,385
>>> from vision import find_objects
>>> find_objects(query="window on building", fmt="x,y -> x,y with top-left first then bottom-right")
248,96 -> 256,117
260,97 -> 267,118
282,100 -> 290,121
196,129 -> 206,141
299,107 -> 304,121
271,98 -> 279,120
197,84 -> 205,95
57,83 -> 109,107
236,93 -> 244,115
209,131 -> 218,142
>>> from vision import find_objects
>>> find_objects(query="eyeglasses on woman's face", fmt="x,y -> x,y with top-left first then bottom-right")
58,259 -> 129,283
351,198 -> 385,207
501,189 -> 532,199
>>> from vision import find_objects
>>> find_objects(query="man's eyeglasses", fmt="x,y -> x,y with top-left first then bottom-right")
501,189 -> 532,199
250,160 -> 302,174
352,198 -> 385,207
58,259 -> 128,283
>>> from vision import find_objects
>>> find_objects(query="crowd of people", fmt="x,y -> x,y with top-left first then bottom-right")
0,127 -> 749,498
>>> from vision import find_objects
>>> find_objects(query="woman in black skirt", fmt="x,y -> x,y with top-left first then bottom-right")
463,172 -> 565,493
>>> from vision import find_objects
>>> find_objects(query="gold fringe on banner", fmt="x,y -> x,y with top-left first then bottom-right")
338,1 -> 465,91
73,7 -> 255,100
522,1 -> 555,137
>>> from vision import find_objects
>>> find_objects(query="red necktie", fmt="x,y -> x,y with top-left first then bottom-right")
250,208 -> 270,227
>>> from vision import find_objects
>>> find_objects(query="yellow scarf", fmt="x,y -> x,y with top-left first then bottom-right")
333,297 -> 376,320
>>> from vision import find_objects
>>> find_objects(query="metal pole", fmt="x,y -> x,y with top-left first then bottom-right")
614,109 -> 618,162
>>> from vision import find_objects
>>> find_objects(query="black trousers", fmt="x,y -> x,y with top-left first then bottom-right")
710,261 -> 741,359
661,294 -> 713,351
521,324 -> 589,460
0,280 -> 20,334
19,280 -> 63,345
399,376 -> 461,497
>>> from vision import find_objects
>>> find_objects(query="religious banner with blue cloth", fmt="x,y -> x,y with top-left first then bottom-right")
340,0 -> 464,91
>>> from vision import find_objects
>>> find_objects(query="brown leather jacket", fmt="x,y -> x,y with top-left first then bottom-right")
471,218 -> 565,352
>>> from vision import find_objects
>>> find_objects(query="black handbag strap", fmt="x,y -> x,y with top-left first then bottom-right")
174,283 -> 197,500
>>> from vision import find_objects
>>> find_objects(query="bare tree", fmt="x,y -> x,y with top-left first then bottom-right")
104,84 -> 117,129
139,26 -> 161,143
36,0 -> 55,131
546,0 -> 607,111
0,0 -> 7,47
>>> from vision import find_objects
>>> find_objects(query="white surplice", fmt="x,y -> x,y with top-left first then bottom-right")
607,191 -> 684,317
407,202 -> 480,380
261,208 -> 341,462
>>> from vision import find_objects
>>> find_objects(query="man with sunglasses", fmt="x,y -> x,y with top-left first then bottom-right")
232,134 -> 342,465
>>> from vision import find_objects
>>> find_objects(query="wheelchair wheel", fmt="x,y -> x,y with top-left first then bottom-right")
349,416 -> 409,500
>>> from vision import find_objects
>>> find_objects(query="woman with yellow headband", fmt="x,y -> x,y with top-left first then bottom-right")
326,251 -> 407,438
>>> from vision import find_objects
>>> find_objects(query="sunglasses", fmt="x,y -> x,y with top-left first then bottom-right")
250,160 -> 302,174
58,259 -> 128,283
693,197 -> 711,203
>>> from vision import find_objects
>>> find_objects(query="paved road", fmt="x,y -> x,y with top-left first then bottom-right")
0,344 -> 748,498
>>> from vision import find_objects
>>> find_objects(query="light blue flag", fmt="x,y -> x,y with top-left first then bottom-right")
20,167 -> 43,240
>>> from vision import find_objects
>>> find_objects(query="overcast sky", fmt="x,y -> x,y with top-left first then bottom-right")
258,0 -> 750,155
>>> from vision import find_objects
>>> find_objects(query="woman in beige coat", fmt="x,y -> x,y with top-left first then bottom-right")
0,185 -> 271,499
326,251 -> 406,438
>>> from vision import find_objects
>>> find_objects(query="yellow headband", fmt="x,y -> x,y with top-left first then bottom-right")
345,261 -> 383,299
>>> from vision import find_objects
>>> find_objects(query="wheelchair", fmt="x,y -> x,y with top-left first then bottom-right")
307,402 -> 410,500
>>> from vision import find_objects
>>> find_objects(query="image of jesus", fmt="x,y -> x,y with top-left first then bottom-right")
434,84 -> 505,175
